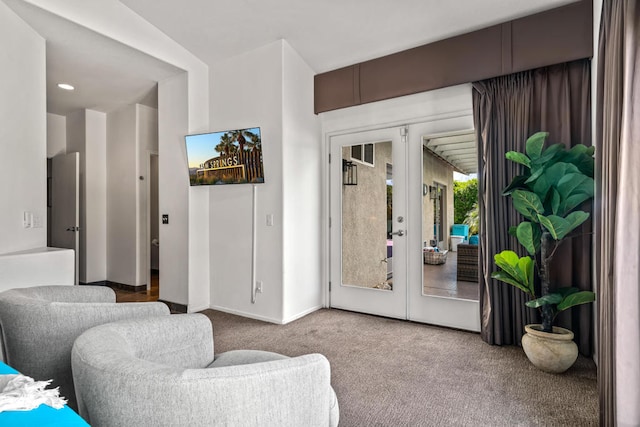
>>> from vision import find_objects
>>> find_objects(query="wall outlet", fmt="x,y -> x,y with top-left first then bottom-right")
256,281 -> 263,293
266,214 -> 274,227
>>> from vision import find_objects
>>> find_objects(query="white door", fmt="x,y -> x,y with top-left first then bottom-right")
406,122 -> 480,331
329,122 -> 480,331
50,153 -> 80,285
329,126 -> 408,319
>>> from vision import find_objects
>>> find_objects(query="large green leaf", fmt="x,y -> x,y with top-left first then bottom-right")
543,162 -> 581,189
526,293 -> 563,308
532,174 -> 551,204
493,251 -> 534,296
551,287 -> 580,297
517,255 -> 535,294
561,145 -> 595,177
491,271 -> 531,294
533,143 -> 565,166
560,193 -> 594,216
494,250 -> 522,280
511,190 -> 544,221
503,174 -> 530,196
557,173 -> 594,199
564,211 -> 590,234
508,225 -> 518,238
524,164 -> 546,184
525,132 -> 548,159
550,188 -> 561,215
537,214 -> 569,240
557,291 -> 596,312
516,222 -> 537,255
557,174 -> 594,215
536,211 -> 589,240
506,151 -> 531,168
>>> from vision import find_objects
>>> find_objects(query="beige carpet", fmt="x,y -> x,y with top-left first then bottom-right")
201,308 -> 597,426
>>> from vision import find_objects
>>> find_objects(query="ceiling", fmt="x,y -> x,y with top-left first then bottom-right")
424,130 -> 478,175
7,0 -> 577,117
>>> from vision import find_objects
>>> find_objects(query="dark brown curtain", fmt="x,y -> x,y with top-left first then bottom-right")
472,59 -> 593,355
596,1 -> 640,425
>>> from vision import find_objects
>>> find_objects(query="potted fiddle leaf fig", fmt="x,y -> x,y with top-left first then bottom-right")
491,131 -> 595,373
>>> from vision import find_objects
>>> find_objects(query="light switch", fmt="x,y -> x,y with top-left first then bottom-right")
162,214 -> 169,225
23,211 -> 32,228
266,214 -> 274,226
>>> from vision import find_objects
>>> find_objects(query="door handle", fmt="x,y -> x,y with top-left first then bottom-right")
66,226 -> 78,232
390,230 -> 405,237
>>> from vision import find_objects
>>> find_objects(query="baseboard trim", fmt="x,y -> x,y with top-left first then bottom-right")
188,304 -> 210,313
158,299 -> 188,313
81,280 -> 146,293
80,280 -> 109,287
282,305 -> 322,324
210,305 -> 283,324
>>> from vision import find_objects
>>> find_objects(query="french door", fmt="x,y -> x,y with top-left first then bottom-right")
329,127 -> 408,319
329,123 -> 480,331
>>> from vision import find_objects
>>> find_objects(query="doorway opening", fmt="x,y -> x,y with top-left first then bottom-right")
148,152 -> 160,299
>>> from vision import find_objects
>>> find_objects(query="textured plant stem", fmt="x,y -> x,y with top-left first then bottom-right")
540,232 -> 553,332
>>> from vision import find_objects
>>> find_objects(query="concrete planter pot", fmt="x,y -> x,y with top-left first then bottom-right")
521,324 -> 578,374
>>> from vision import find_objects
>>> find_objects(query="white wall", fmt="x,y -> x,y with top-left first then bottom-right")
158,73 -> 190,305
106,104 -> 137,285
209,41 -> 284,322
65,109 -> 107,284
84,110 -> 107,283
0,2 -> 46,254
282,41 -> 323,322
47,113 -> 67,158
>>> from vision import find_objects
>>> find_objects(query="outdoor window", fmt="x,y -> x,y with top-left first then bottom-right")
351,143 -> 374,166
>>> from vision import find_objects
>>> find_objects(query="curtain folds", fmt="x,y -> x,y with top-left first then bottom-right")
596,1 -> 640,425
472,59 -> 593,354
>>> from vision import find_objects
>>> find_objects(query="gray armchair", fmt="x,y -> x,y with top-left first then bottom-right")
71,313 -> 339,427
0,285 -> 170,410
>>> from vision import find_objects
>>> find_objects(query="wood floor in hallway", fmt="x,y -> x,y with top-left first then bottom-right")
112,271 -> 159,303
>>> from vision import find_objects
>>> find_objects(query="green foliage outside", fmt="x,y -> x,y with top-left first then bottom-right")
453,178 -> 478,225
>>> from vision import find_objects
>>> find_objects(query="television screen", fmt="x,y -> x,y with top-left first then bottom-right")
185,127 -> 264,186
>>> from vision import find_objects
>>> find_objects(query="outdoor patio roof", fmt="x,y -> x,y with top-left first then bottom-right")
423,129 -> 477,175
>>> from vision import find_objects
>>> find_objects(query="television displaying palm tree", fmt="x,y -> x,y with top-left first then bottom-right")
185,127 -> 264,185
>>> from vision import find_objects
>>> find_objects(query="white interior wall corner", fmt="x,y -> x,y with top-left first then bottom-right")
281,41 -> 323,321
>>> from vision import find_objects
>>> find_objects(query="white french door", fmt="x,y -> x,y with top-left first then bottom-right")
329,126 -> 408,319
329,121 -> 480,331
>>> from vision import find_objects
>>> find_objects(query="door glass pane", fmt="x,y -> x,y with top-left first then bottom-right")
422,144 -> 478,300
342,141 -> 392,290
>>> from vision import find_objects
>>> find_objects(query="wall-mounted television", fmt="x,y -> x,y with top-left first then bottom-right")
185,127 -> 264,186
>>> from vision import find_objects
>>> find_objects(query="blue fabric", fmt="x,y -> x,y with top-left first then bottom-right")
0,362 -> 89,427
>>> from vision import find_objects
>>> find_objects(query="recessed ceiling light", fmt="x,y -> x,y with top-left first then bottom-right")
57,83 -> 74,91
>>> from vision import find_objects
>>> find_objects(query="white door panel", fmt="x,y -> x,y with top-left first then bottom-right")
51,153 -> 79,285
330,127 -> 407,319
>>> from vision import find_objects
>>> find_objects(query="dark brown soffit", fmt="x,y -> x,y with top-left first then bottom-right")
314,0 -> 592,114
